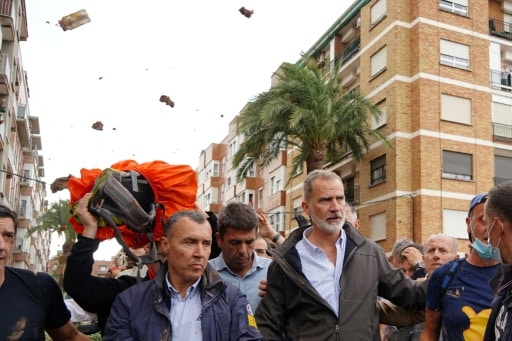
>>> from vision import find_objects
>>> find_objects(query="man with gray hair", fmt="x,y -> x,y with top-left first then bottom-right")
344,203 -> 360,229
255,169 -> 427,340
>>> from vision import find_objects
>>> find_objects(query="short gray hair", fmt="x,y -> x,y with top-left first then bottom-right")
423,233 -> 458,255
303,170 -> 342,202
164,210 -> 208,236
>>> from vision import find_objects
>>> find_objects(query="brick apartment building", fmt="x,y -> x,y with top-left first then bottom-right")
0,0 -> 50,271
197,0 -> 512,252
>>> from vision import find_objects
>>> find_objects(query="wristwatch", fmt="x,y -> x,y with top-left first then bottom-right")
413,261 -> 425,271
271,233 -> 281,243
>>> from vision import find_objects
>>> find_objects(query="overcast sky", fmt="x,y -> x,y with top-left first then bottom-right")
22,0 -> 352,259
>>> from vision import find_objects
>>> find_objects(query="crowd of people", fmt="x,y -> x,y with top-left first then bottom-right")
3,168 -> 512,339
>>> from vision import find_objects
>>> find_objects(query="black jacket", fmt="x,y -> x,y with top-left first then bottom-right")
63,235 -> 140,335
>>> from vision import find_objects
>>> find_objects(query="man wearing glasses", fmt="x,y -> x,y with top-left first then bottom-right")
209,202 -> 272,313
254,235 -> 273,259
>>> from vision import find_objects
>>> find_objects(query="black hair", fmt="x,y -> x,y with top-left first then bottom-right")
487,181 -> 512,223
0,203 -> 17,233
217,202 -> 258,238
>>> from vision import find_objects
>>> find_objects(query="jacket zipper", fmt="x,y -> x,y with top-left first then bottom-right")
335,323 -> 340,341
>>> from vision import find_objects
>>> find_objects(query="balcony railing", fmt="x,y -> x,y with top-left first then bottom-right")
489,69 -> 512,92
489,18 -> 512,40
493,122 -> 512,139
0,0 -> 13,17
333,36 -> 361,69
345,185 -> 360,205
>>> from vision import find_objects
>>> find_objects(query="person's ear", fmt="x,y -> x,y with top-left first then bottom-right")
302,201 -> 310,216
160,237 -> 169,253
215,232 -> 222,247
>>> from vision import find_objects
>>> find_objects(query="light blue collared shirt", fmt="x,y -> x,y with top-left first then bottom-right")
166,274 -> 202,341
295,226 -> 346,316
209,253 -> 271,313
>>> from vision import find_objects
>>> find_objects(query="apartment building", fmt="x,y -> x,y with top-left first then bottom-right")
0,0 -> 49,271
197,115 -> 288,235
197,0 -> 512,252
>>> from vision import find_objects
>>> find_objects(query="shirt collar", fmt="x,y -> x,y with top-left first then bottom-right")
165,272 -> 201,297
301,226 -> 345,252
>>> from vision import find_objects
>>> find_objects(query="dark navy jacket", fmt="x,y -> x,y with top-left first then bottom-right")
103,263 -> 262,340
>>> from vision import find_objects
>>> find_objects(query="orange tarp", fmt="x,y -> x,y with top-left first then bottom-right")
68,160 -> 197,247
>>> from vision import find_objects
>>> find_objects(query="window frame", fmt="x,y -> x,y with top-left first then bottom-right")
370,154 -> 387,186
439,0 -> 468,16
440,39 -> 470,70
442,150 -> 473,181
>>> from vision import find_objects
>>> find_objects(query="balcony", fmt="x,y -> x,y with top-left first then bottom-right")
0,0 -> 27,41
16,104 -> 30,147
0,53 -> 10,95
489,18 -> 512,41
493,122 -> 512,142
345,185 -> 360,205
334,36 -> 360,68
489,69 -> 512,92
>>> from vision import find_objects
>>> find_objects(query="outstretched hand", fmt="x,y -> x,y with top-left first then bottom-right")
257,213 -> 275,239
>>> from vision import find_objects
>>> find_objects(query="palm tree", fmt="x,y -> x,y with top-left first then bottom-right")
233,59 -> 389,182
30,199 -> 76,287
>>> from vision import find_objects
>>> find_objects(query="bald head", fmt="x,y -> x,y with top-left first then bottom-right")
423,233 -> 458,276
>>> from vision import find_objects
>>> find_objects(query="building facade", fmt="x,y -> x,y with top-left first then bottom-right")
1,0 -> 49,271
197,0 -> 511,252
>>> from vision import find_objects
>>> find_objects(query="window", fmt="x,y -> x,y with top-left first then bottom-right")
370,155 -> 386,185
495,154 -> 512,184
370,0 -> 387,27
213,163 -> 219,176
369,212 -> 386,241
270,176 -> 280,194
440,39 -> 470,70
205,193 -> 211,206
247,164 -> 255,177
493,102 -> 512,126
371,99 -> 387,129
441,94 -> 471,124
15,238 -> 23,251
442,150 -> 472,180
443,209 -> 467,238
270,176 -> 277,195
98,265 -> 108,272
493,101 -> 512,139
439,0 -> 468,16
227,176 -> 232,189
293,197 -> 302,215
269,212 -> 282,231
237,191 -> 246,203
294,162 -> 303,176
345,177 -> 356,204
19,199 -> 27,217
370,46 -> 387,78
228,139 -> 237,157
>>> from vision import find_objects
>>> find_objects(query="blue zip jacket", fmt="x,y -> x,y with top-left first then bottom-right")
103,263 -> 262,340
